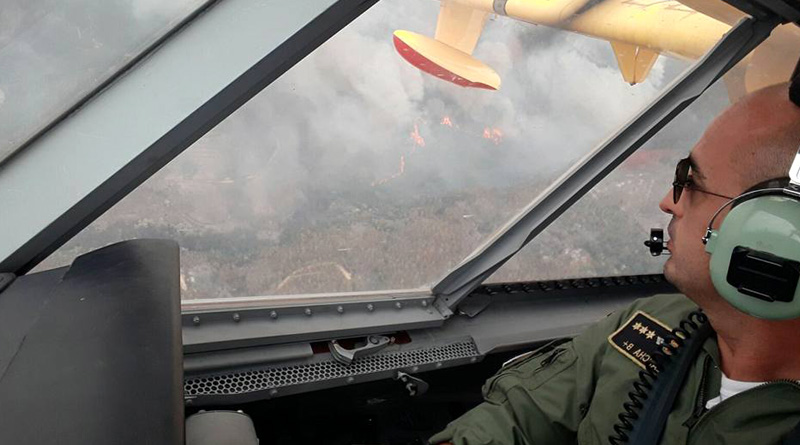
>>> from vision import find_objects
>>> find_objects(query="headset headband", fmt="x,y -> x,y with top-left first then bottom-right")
702,146 -> 800,245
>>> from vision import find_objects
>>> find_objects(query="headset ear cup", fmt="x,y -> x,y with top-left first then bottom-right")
708,194 -> 800,320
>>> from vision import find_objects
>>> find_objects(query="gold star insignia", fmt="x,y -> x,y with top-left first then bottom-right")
632,322 -> 643,331
646,330 -> 656,340
638,325 -> 649,335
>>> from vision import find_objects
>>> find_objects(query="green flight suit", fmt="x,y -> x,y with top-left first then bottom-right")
429,293 -> 800,445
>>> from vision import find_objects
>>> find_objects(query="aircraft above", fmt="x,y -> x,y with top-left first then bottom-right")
393,0 -> 800,97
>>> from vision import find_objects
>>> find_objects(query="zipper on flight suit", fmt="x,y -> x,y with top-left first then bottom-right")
688,380 -> 800,433
683,355 -> 712,429
540,348 -> 567,367
500,339 -> 570,371
485,346 -> 568,396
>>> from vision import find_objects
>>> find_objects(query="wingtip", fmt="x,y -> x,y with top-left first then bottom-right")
391,31 -> 500,91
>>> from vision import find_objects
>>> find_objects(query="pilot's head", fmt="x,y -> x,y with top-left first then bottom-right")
659,82 -> 800,310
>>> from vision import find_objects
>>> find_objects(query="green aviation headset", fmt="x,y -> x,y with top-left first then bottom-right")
693,77 -> 800,321
700,69 -> 800,320
646,81 -> 800,320
703,171 -> 800,320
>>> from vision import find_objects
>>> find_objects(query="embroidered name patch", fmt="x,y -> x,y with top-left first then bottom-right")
608,311 -> 673,373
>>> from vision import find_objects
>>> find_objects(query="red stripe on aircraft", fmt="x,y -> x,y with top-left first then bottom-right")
392,35 -> 496,91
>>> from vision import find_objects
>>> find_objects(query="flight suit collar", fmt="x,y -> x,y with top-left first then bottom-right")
701,333 -> 720,367
698,332 -> 722,413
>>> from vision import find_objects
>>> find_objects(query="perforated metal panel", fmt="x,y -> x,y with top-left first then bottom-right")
185,340 -> 478,397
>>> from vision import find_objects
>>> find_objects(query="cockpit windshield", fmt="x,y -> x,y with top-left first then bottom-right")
31,0 -> 759,301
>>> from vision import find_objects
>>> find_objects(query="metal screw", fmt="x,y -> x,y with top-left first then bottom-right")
395,302 -> 403,309
412,366 -> 419,372
304,308 -> 312,316
269,389 -> 278,396
232,313 -> 241,322
192,316 -> 201,325
470,357 -> 478,363
422,300 -> 428,307
270,311 -> 278,319
436,362 -> 443,368
337,305 -> 344,314
367,304 -> 374,312
347,377 -> 355,383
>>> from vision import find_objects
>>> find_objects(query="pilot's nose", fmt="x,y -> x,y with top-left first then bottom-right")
659,187 -> 674,215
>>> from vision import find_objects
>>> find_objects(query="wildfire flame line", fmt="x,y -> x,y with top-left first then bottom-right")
410,124 -> 426,147
440,115 -> 504,145
371,155 -> 406,187
371,116 -> 503,187
482,127 -> 503,145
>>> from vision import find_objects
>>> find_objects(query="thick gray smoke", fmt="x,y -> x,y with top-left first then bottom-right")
176,0 -> 670,207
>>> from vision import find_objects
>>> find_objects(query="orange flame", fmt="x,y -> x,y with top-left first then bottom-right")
371,155 -> 406,187
410,124 -> 426,147
440,116 -> 453,127
482,127 -> 503,145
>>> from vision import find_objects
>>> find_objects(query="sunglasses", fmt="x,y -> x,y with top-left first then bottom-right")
673,157 -> 734,204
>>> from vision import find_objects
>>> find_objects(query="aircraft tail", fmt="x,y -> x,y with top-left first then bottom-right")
609,41 -> 660,86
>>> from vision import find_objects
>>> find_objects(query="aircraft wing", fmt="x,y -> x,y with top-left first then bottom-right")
395,0 -> 800,98
677,0 -> 748,25
394,0 -> 731,90
569,1 -> 730,60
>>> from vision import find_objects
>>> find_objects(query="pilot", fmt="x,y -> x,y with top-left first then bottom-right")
430,82 -> 800,445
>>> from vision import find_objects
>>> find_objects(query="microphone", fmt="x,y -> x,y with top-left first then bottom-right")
644,228 -> 670,256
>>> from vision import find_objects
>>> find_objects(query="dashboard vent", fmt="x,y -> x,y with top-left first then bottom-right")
185,340 -> 478,397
